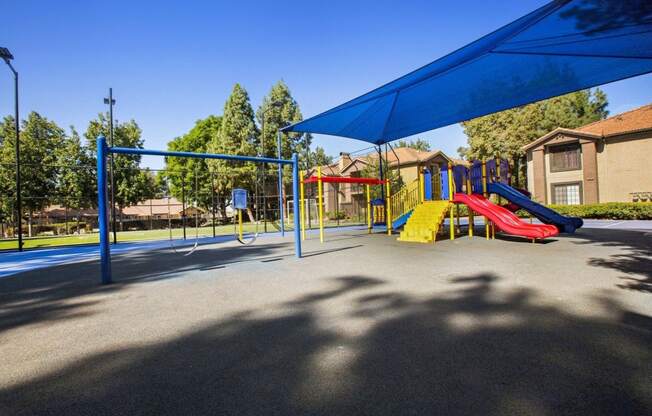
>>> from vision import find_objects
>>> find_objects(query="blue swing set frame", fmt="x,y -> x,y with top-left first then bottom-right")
96,136 -> 302,284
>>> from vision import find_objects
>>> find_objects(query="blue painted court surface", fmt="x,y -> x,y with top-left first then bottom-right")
0,225 -> 372,278
1,220 -> 650,279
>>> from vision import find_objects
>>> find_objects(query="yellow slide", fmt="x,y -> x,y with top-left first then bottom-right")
397,200 -> 451,243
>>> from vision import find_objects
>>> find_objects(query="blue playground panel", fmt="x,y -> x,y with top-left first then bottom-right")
232,188 -> 248,210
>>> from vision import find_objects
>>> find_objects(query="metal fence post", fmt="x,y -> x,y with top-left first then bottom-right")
211,171 -> 216,238
277,131 -> 285,236
181,176 -> 187,240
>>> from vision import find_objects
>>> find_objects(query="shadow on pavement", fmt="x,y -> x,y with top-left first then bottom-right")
1,273 -> 650,415
0,240 -> 360,335
572,228 -> 652,293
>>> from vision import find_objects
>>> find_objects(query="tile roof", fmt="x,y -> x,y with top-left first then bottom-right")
308,147 -> 460,175
523,103 -> 652,151
364,147 -> 447,166
121,198 -> 188,216
577,104 -> 652,136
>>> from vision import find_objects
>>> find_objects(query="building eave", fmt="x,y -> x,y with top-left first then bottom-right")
521,128 -> 601,152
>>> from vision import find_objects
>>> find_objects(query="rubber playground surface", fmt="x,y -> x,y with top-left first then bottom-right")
0,223 -> 650,415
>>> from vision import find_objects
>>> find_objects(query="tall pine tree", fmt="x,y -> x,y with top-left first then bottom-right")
256,80 -> 310,215
208,84 -> 258,213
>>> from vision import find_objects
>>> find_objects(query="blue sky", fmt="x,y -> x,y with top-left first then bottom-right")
2,0 -> 651,169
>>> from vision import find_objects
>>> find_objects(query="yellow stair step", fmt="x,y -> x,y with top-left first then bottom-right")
398,200 -> 451,243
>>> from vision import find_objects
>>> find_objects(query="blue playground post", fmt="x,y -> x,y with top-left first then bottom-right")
96,142 -> 302,284
423,168 -> 432,200
292,153 -> 302,258
277,131 -> 285,236
97,136 -> 112,284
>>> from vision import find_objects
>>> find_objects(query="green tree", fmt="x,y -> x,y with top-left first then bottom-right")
85,113 -> 154,229
208,84 -> 258,215
164,115 -> 222,213
396,138 -> 431,152
308,146 -> 333,167
0,116 -> 17,236
55,127 -> 96,233
256,81 -> 311,221
460,89 -> 608,185
0,112 -> 64,236
360,155 -> 403,200
256,80 -> 306,159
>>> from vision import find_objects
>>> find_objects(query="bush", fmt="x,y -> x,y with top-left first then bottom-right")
447,200 -> 652,220
325,210 -> 347,220
545,202 -> 652,220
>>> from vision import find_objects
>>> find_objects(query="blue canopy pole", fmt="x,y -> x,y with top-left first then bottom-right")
277,130 -> 285,236
97,136 -> 112,284
292,153 -> 301,258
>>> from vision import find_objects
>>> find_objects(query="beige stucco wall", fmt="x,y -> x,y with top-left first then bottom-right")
526,153 -> 534,196
596,132 -> 652,202
398,165 -> 419,185
544,147 -> 584,203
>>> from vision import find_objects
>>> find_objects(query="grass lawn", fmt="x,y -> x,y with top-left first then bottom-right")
0,219 -> 366,250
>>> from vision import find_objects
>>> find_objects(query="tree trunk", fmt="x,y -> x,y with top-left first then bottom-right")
76,215 -> 81,235
219,198 -> 228,222
28,211 -> 33,237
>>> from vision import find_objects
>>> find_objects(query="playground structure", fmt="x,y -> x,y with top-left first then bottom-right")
96,136 -> 302,284
386,157 -> 585,244
299,167 -> 387,242
296,155 -> 580,245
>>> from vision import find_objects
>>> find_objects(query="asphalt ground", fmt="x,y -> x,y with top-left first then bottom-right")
0,226 -> 650,415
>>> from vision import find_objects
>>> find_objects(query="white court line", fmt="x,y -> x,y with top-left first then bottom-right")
603,221 -> 625,228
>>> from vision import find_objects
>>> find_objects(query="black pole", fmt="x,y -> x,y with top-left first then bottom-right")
13,67 -> 21,251
103,88 -> 118,244
336,183 -> 340,226
181,175 -> 187,240
211,171 -> 216,238
261,113 -> 267,233
377,146 -> 385,200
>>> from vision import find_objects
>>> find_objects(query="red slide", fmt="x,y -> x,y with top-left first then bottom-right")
453,193 -> 558,239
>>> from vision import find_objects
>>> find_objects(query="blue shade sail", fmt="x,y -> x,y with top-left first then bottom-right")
284,0 -> 652,144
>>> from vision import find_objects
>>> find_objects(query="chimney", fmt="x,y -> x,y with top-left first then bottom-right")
339,152 -> 352,171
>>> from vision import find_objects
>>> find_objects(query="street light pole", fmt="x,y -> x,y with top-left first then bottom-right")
103,88 -> 117,244
1,47 -> 22,251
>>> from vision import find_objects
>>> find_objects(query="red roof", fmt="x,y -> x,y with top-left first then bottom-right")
577,104 -> 652,136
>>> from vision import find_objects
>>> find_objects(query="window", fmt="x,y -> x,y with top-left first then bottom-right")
549,143 -> 581,172
552,182 -> 582,205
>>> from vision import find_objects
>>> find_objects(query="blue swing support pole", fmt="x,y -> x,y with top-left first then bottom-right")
96,137 -> 302,285
97,136 -> 112,284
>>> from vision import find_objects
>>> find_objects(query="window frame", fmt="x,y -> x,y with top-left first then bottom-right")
551,181 -> 583,205
548,142 -> 582,173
